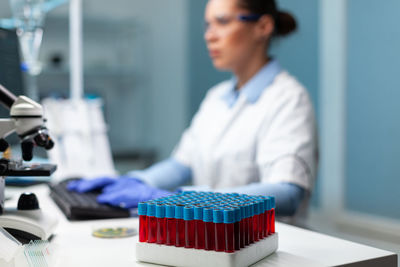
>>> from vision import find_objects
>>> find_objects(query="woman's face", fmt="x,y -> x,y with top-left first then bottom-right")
204,0 -> 268,72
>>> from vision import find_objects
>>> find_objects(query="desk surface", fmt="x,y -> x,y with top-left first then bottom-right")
4,185 -> 398,267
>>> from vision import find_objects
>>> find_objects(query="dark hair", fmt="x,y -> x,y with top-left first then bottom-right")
237,0 -> 297,37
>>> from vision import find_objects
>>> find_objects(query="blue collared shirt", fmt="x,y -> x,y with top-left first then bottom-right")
221,59 -> 282,108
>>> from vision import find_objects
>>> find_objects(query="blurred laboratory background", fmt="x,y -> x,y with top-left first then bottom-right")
1,0 -> 400,261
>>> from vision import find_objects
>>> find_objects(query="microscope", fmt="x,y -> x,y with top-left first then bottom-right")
0,83 -> 57,243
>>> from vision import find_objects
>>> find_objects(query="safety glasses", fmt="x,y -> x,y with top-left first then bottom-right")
204,14 -> 262,34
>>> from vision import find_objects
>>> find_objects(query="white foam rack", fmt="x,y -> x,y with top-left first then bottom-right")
136,233 -> 278,267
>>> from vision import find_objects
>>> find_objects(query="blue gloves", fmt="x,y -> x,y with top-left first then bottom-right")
67,176 -> 172,209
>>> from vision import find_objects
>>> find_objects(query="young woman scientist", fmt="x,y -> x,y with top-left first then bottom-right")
68,0 -> 318,219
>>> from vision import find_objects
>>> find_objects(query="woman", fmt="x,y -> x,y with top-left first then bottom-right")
69,0 -> 318,218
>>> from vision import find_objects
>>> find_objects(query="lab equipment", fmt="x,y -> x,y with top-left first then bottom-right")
136,192 -> 278,267
49,179 -> 130,220
43,98 -> 116,182
0,226 -> 22,263
0,83 -> 58,244
24,239 -> 57,267
5,0 -> 67,75
92,227 -> 136,239
3,0 -> 68,100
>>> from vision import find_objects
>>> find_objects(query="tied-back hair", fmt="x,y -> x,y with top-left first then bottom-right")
237,0 -> 297,37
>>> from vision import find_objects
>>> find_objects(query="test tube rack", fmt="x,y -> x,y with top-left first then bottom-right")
136,191 -> 278,267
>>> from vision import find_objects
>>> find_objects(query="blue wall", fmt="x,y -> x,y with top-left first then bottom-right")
346,0 -> 400,219
187,0 -> 230,120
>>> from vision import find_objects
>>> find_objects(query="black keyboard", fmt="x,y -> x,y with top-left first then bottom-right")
49,179 -> 130,220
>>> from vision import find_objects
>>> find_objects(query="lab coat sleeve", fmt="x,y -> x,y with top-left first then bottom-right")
217,182 -> 305,216
126,158 -> 192,191
257,83 -> 318,191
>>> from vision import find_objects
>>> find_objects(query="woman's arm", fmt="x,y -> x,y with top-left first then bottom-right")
217,182 -> 305,216
126,158 -> 192,191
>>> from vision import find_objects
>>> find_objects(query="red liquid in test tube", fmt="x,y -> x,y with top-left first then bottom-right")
244,204 -> 250,246
147,203 -> 157,243
165,205 -> 176,246
264,198 -> 269,238
233,207 -> 240,250
270,208 -> 275,233
239,206 -> 245,248
248,204 -> 254,244
204,208 -> 215,251
214,209 -> 225,252
156,204 -> 166,244
269,197 -> 276,234
138,202 -> 147,242
194,206 -> 205,249
258,200 -> 264,239
139,215 -> 148,242
253,202 -> 259,242
223,209 -> 235,253
175,205 -> 185,247
184,206 -> 195,248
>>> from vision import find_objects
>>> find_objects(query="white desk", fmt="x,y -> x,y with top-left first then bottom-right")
4,185 -> 398,267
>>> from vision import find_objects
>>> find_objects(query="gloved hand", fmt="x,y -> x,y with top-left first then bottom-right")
97,177 -> 172,208
67,177 -> 118,193
67,176 -> 172,209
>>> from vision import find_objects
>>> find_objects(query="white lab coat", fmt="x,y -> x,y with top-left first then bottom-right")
173,70 -> 318,192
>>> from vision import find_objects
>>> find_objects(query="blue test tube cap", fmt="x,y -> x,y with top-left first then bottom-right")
270,196 -> 275,209
184,206 -> 194,221
165,204 -> 175,218
203,207 -> 214,222
213,209 -> 224,223
250,202 -> 256,216
233,207 -> 241,222
175,204 -> 184,219
156,204 -> 165,218
258,200 -> 264,215
239,205 -> 246,220
194,206 -> 203,220
138,202 -> 147,216
246,203 -> 252,218
147,202 -> 156,217
262,197 -> 269,211
182,191 -> 196,195
223,209 -> 235,224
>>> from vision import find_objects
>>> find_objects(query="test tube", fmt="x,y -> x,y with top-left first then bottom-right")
147,202 -> 157,243
165,204 -> 176,246
270,197 -> 275,234
244,203 -> 250,246
203,207 -> 215,251
239,205 -> 245,248
233,206 -> 241,250
138,202 -> 148,242
156,204 -> 166,244
263,197 -> 270,237
258,199 -> 264,239
223,208 -> 235,253
213,209 -> 225,252
248,203 -> 254,244
184,206 -> 195,248
194,206 -> 205,249
175,204 -> 185,247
